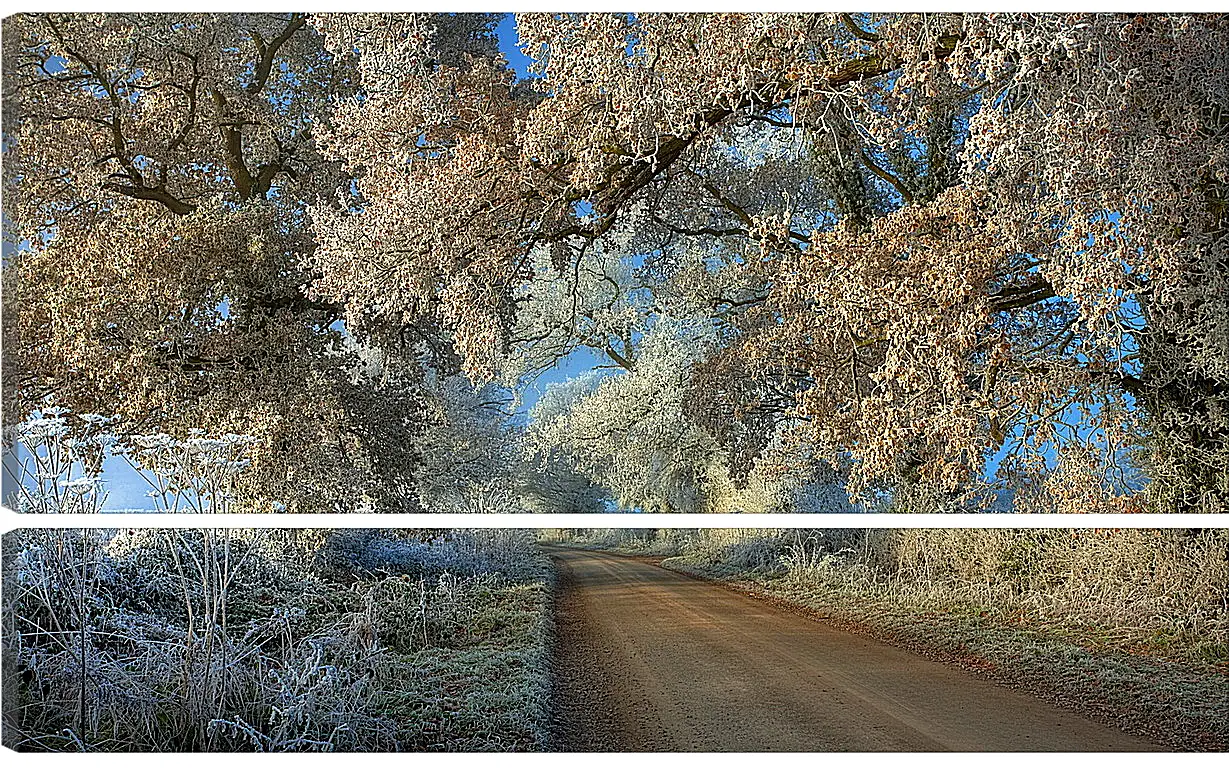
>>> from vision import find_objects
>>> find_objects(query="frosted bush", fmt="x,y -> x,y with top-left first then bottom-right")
125,430 -> 259,512
681,528 -> 1229,656
4,406 -> 266,513
4,407 -> 114,512
316,529 -> 544,582
4,528 -> 552,752
684,528 -> 794,571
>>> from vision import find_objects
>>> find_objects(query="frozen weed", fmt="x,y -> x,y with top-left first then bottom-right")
3,528 -> 552,752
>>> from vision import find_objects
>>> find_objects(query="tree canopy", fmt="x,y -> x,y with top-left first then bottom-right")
4,13 -> 1227,512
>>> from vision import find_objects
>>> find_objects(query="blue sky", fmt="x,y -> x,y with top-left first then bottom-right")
496,14 -> 535,79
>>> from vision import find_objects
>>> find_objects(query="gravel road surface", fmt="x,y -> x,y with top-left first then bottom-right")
547,546 -> 1160,752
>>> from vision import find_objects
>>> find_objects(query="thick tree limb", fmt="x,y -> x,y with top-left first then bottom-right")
859,150 -> 914,204
102,182 -> 196,215
603,344 -> 635,371
211,89 -> 257,200
247,14 -> 308,94
840,13 -> 881,42
989,280 -> 1058,312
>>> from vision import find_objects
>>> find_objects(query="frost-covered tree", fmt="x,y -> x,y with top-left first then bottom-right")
7,13 -> 1227,511
309,12 -> 1228,511
410,373 -> 521,512
2,13 -> 507,510
524,316 -> 846,513
501,233 -> 651,385
525,320 -> 722,512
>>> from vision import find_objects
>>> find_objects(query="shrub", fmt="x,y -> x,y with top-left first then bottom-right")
3,528 -> 551,751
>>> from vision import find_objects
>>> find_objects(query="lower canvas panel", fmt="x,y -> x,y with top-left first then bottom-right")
2,527 -> 1225,752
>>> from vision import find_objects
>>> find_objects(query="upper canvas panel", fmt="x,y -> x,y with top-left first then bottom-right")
4,13 -> 1227,513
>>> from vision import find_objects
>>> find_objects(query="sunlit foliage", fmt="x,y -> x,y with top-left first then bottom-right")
6,13 -> 1226,510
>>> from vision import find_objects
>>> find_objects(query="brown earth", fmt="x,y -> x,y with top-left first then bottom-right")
546,546 -> 1163,752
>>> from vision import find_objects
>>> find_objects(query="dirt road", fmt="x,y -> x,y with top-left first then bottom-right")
548,547 -> 1160,752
